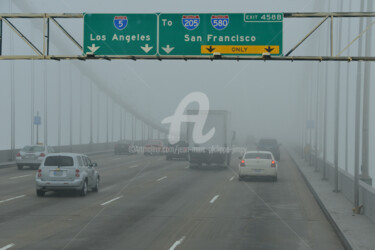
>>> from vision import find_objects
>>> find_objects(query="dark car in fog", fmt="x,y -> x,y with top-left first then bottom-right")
257,138 -> 280,161
114,140 -> 136,155
166,141 -> 188,160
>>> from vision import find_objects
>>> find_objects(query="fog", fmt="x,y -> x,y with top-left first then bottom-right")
0,0 -> 375,183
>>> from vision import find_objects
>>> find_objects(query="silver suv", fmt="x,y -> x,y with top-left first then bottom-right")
16,145 -> 55,170
35,153 -> 100,197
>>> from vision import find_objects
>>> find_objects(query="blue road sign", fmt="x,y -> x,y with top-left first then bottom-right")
211,15 -> 229,30
113,16 -> 128,30
34,116 -> 41,125
307,120 -> 315,129
182,15 -> 200,30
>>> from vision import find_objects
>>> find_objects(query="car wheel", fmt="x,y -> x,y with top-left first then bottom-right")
17,165 -> 23,170
92,177 -> 99,192
36,190 -> 45,197
80,180 -> 88,196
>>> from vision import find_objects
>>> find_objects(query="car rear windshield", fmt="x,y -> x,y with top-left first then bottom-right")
245,153 -> 272,159
22,146 -> 45,152
44,156 -> 74,167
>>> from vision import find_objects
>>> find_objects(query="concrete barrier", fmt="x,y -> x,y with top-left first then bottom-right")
295,146 -> 375,224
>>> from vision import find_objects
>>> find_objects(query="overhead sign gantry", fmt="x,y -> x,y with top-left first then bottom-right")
83,13 -> 283,56
0,12 -> 375,61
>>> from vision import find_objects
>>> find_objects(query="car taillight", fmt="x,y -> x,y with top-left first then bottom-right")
40,153 -> 46,157
37,169 -> 42,177
271,160 -> 276,168
240,160 -> 245,167
75,169 -> 80,177
16,152 -> 21,157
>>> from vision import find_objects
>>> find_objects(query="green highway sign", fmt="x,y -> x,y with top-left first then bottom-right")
83,13 -> 158,56
83,13 -> 283,56
158,13 -> 283,56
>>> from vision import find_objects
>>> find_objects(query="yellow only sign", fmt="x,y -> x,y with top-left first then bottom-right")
201,45 -> 280,55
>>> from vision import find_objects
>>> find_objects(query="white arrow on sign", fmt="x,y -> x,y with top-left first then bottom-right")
87,44 -> 100,54
141,44 -> 153,53
162,45 -> 174,54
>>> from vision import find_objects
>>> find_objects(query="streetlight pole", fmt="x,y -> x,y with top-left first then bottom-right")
345,1 -> 353,173
322,0 -> 331,180
354,0 -> 365,210
361,0 -> 373,186
333,0 -> 343,193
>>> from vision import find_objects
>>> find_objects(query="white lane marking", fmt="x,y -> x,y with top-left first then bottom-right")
229,176 -> 235,181
210,195 -> 219,204
0,244 -> 15,250
169,236 -> 186,250
227,167 -> 312,249
100,196 -> 122,206
157,176 -> 167,182
129,164 -> 139,168
9,174 -> 32,180
0,195 -> 25,204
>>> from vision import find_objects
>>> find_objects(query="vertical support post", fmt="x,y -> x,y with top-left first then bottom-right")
10,19 -> 15,160
46,17 -> 49,56
134,118 -> 137,142
120,109 -> 123,141
345,1 -> 353,173
90,81 -> 93,151
124,110 -> 126,141
354,0 -> 365,209
43,14 -> 50,56
0,19 -> 2,56
58,63 -> 61,151
314,64 -> 320,172
333,1 -> 343,193
69,63 -> 73,152
30,57 -> 35,145
79,75 -> 82,145
97,89 -> 100,143
361,0 -> 373,186
131,115 -> 134,143
106,95 -> 109,147
142,122 -> 145,145
304,75 -> 309,161
322,2 -> 331,180
36,111 -> 39,144
309,78 -> 313,166
43,61 -> 48,146
330,15 -> 333,57
111,101 -> 114,142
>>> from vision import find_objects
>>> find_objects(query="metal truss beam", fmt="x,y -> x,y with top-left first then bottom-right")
0,12 -> 374,61
0,55 -> 374,61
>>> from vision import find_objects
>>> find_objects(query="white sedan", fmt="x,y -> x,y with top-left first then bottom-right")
238,151 -> 278,181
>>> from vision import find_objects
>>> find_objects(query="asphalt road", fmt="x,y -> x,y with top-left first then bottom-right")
0,148 -> 343,250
